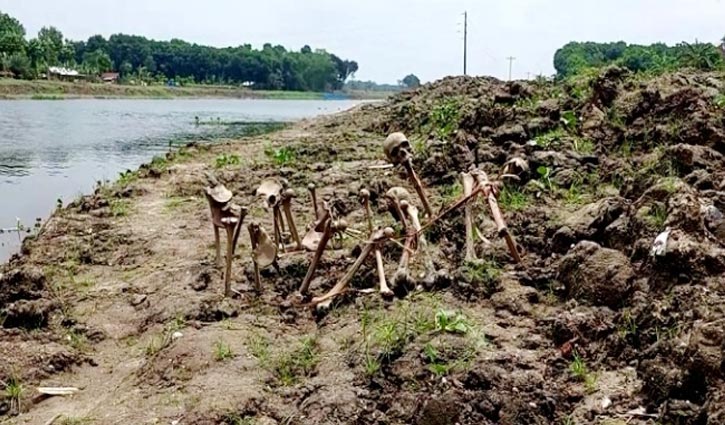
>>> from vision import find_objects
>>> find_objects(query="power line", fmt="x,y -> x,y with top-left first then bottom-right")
506,56 -> 516,80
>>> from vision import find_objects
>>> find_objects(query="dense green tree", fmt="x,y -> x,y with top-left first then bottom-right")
0,11 -> 357,90
82,49 -> 113,73
554,41 -> 725,78
401,74 -> 421,88
37,26 -> 64,65
0,11 -> 26,58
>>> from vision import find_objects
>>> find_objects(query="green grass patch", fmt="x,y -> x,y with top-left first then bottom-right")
428,98 -> 460,139
213,339 -> 234,361
461,259 -> 501,294
573,138 -> 595,154
214,153 -> 242,168
570,352 -> 597,393
109,199 -> 132,217
3,375 -> 23,414
273,336 -> 319,386
499,185 -> 529,211
534,128 -> 567,149
264,144 -> 296,166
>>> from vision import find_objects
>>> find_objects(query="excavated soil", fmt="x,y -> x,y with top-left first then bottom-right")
1,68 -> 725,425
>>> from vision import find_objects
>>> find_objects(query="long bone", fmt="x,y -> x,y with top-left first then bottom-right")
383,132 -> 433,217
462,172 -> 477,262
247,222 -> 277,292
204,185 -> 247,296
394,201 -> 416,288
402,197 -> 437,283
385,187 -> 410,231
256,179 -> 286,250
312,227 -> 394,308
360,189 -> 393,298
281,188 -> 302,250
472,170 -> 522,263
308,183 -> 319,220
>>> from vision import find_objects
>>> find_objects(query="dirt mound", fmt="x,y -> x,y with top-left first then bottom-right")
2,68 -> 725,424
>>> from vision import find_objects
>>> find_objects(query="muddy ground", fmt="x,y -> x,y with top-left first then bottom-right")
1,67 -> 724,425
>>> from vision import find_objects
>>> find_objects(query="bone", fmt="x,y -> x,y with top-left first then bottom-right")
247,222 -> 262,292
403,158 -> 433,217
375,248 -> 393,298
461,172 -> 477,262
359,189 -> 374,234
256,179 -> 283,208
403,199 -> 437,280
281,188 -> 302,250
213,226 -> 222,267
231,206 -> 249,255
385,187 -> 410,231
221,217 -> 238,297
312,227 -> 392,308
299,219 -> 334,295
308,183 -> 319,220
472,171 -> 522,263
272,204 -> 284,250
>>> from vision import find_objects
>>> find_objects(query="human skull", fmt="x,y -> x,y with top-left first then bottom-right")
383,132 -> 412,165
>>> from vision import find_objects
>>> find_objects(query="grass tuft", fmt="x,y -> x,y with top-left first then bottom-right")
213,339 -> 234,361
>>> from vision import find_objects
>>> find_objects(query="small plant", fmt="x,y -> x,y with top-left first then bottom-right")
537,166 -> 555,191
264,145 -> 296,165
429,98 -> 460,139
214,153 -> 241,168
149,155 -> 168,171
570,352 -> 597,393
440,181 -> 463,205
109,199 -> 131,217
715,94 -> 725,108
564,183 -> 586,206
434,309 -> 471,334
247,332 -> 270,363
374,320 -> 406,361
646,203 -> 668,229
223,414 -> 256,425
499,185 -> 529,211
58,417 -> 94,425
534,129 -> 566,149
118,169 -> 138,187
274,336 -> 319,386
620,139 -> 634,158
461,259 -> 501,293
560,110 -> 577,131
573,138 -> 595,154
617,311 -> 638,339
213,339 -> 234,361
3,376 -> 23,415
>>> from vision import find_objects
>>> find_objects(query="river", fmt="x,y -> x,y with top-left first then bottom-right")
0,98 -> 364,262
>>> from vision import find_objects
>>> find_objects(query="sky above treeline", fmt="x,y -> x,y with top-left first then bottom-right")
1,0 -> 724,83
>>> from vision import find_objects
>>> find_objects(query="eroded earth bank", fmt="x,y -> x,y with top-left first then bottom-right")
2,67 -> 725,425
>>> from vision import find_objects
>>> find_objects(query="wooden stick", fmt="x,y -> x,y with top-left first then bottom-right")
473,172 -> 522,263
232,207 -> 248,255
282,191 -> 302,250
308,183 -> 319,220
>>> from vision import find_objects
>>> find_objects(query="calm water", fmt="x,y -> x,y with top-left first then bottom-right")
0,98 -> 363,262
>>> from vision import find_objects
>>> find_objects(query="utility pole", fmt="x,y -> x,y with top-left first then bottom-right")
506,56 -> 516,80
463,11 -> 468,75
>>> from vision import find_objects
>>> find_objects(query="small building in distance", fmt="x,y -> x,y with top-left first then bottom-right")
101,72 -> 120,84
48,66 -> 87,82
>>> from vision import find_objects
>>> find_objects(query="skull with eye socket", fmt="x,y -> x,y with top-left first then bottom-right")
383,132 -> 413,165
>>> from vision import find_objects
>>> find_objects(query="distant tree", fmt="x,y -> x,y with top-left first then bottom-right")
38,26 -> 65,66
82,49 -> 113,73
401,74 -> 421,88
300,45 -> 312,54
0,11 -> 26,57
8,52 -> 31,78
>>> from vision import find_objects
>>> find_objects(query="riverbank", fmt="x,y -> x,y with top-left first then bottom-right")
1,69 -> 724,424
0,78 -> 395,100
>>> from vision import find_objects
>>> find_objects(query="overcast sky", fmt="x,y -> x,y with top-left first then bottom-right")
1,0 -> 724,83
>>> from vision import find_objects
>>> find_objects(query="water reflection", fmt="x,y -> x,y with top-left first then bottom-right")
0,98 -> 363,261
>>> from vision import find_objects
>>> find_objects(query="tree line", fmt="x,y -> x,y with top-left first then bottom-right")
554,39 -> 725,78
0,10 -> 358,91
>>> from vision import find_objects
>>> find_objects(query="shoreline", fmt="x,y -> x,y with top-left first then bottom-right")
0,78 -> 395,101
